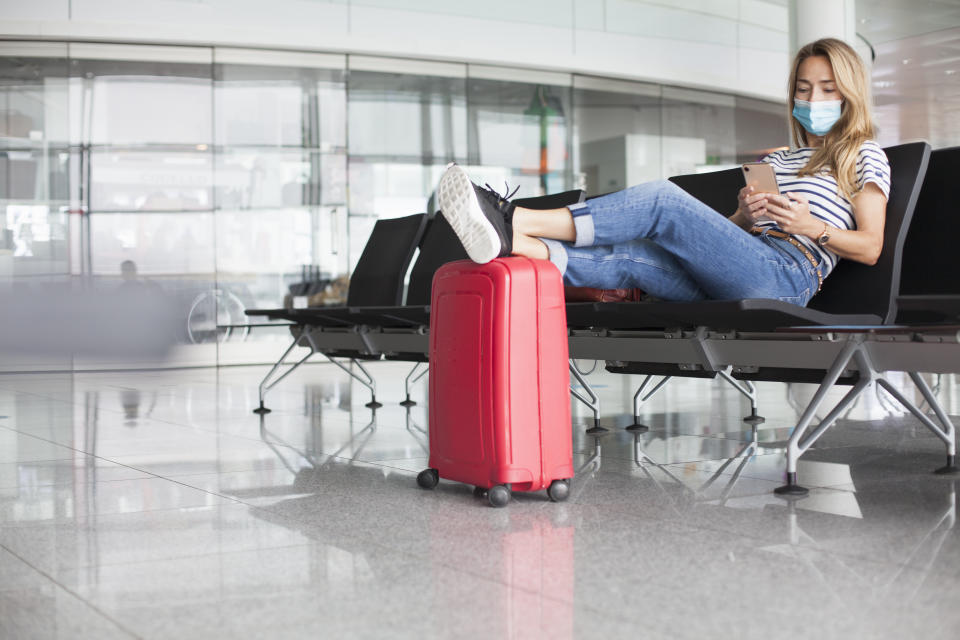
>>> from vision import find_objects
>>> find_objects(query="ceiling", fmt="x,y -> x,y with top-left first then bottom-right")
857,0 -> 960,146
857,0 -> 960,44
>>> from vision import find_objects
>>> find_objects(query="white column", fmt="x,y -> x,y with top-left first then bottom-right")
790,0 -> 857,49
790,0 -> 871,70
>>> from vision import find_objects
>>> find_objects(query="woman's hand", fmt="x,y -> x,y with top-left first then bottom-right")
763,192 -> 822,238
737,185 -> 772,225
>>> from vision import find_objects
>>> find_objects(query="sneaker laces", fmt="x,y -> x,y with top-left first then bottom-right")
480,181 -> 520,205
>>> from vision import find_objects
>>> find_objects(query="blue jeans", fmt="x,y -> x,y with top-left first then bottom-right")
539,180 -> 820,305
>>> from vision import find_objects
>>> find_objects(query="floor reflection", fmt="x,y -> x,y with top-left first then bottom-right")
3,366 -> 960,638
228,410 -> 576,640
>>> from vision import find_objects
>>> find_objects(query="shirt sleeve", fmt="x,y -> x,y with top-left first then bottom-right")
856,141 -> 891,199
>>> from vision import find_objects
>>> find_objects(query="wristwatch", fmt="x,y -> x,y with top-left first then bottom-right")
817,221 -> 831,246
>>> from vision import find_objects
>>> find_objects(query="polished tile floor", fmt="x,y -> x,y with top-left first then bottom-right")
1,361 -> 958,639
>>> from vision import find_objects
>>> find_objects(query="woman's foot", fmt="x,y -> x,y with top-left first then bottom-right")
436,163 -> 517,264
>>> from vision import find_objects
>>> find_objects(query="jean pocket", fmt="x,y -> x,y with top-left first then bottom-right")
759,236 -> 795,266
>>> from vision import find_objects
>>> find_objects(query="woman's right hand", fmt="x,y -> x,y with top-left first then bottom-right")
737,185 -> 770,224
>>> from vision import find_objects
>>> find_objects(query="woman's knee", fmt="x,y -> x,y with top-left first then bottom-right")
622,179 -> 675,197
622,179 -> 688,209
655,179 -> 691,205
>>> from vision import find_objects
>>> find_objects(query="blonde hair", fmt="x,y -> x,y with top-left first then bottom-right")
788,38 -> 875,200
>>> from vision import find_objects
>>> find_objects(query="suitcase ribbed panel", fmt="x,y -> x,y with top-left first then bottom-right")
433,291 -> 487,467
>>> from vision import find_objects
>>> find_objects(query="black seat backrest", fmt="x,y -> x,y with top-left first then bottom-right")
668,168 -> 743,216
406,190 -> 588,306
898,146 -> 960,296
346,213 -> 429,307
808,142 -> 930,322
406,215 -> 469,306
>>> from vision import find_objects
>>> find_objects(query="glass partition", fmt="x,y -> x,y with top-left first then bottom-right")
661,86 -> 738,176
214,49 -> 347,365
573,76 -> 662,196
0,43 -> 71,278
69,43 -> 217,368
734,95 -> 790,163
467,66 -> 573,200
347,57 -> 467,270
0,42 -> 72,372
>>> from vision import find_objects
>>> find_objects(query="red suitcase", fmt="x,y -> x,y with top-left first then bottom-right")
417,257 -> 574,507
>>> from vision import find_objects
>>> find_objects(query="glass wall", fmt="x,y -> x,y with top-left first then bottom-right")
69,44 -> 218,368
0,40 -> 789,371
660,87 -> 738,176
467,67 -> 573,199
347,57 -> 467,271
214,49 -> 348,365
0,42 -> 71,372
573,76 -> 662,195
0,43 -> 70,274
734,95 -> 790,163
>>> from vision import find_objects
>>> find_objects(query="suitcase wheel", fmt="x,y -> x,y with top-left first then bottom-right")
417,468 -> 439,490
547,479 -> 571,502
488,484 -> 511,508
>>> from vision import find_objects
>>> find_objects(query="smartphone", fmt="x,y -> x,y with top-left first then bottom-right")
741,162 -> 780,195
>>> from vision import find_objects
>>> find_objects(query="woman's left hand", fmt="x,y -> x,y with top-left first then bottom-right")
763,192 -> 820,237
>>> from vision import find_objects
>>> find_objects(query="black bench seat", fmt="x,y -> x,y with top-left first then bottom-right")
896,294 -> 960,324
565,298 -> 882,332
246,307 -> 299,322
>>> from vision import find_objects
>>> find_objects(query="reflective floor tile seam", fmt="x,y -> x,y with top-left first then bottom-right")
1,422 -> 352,485
0,456 -> 249,526
0,544 -> 141,639
0,424 -> 233,482
0,498 -> 334,568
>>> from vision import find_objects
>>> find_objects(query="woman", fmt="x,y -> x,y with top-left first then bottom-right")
435,38 -> 890,306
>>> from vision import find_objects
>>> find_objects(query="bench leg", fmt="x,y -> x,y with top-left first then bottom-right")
400,362 -> 429,407
327,357 -> 382,409
626,371 -> 762,431
299,331 -> 382,409
742,381 -> 765,425
877,373 -> 959,475
627,375 -> 671,432
254,331 -> 315,414
716,369 -> 765,425
775,339 -> 870,497
569,361 -> 606,433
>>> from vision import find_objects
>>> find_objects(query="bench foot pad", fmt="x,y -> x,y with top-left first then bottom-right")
935,455 -> 959,475
774,472 -> 809,496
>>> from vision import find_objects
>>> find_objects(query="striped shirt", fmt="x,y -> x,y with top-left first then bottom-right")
755,140 -> 891,275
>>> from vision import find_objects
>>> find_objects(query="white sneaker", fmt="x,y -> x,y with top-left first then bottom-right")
436,163 -> 516,264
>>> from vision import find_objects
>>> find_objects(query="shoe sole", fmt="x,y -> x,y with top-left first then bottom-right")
437,164 -> 501,264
